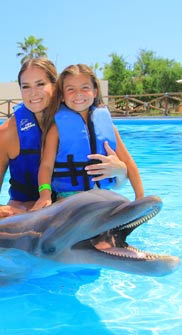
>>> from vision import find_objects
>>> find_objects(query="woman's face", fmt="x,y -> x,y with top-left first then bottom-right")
20,65 -> 55,117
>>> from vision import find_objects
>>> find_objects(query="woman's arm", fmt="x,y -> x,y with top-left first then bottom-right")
0,117 -> 27,217
0,119 -> 12,190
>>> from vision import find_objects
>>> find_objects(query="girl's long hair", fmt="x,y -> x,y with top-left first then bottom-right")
42,64 -> 104,149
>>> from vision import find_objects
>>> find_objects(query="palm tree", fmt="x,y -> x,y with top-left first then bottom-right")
90,63 -> 103,76
17,35 -> 48,64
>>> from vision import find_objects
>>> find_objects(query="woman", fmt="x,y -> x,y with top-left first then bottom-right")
0,58 -> 57,217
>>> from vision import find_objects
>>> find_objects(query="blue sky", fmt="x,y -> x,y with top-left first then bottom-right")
1,0 -> 182,82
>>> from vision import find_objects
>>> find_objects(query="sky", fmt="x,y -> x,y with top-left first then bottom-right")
1,0 -> 182,82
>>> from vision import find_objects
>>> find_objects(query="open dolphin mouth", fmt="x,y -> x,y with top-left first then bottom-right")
39,194 -> 162,258
0,189 -> 180,277
73,203 -> 165,260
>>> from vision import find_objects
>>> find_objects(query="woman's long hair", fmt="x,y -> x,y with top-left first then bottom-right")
18,57 -> 58,141
18,57 -> 57,87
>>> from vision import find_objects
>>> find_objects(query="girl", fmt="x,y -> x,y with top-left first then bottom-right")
32,64 -> 144,210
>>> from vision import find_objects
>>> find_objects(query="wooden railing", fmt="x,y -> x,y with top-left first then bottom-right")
0,99 -> 22,118
106,92 -> 182,117
1,92 -> 182,118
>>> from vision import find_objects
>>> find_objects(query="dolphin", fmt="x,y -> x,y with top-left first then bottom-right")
0,189 -> 180,278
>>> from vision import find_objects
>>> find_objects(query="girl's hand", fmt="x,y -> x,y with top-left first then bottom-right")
30,194 -> 52,211
85,141 -> 127,181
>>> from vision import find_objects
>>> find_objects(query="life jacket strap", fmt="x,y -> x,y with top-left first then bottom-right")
20,149 -> 41,155
9,172 -> 38,198
53,155 -> 102,191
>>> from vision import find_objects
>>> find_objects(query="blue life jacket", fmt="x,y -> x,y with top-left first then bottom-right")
52,104 -> 117,193
9,103 -> 41,201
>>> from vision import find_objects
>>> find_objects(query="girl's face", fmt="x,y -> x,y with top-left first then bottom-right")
20,65 -> 55,119
62,73 -> 97,118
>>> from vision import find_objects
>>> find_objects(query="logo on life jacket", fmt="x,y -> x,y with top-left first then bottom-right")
20,119 -> 36,131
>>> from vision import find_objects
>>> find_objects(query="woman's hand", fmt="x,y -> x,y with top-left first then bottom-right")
85,141 -> 127,182
0,205 -> 26,218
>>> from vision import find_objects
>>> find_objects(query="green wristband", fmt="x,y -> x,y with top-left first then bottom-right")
38,184 -> 52,192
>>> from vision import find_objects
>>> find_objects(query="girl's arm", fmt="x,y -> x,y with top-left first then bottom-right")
85,126 -> 144,200
30,124 -> 59,210
114,127 -> 144,199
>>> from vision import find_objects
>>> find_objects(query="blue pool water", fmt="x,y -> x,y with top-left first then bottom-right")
0,118 -> 181,335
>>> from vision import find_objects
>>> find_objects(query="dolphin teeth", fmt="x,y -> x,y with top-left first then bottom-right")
120,207 -> 160,230
99,247 -> 172,260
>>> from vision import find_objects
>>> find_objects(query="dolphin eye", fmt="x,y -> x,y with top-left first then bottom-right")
41,242 -> 56,254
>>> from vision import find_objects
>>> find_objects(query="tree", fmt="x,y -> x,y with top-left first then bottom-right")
103,53 -> 132,95
103,50 -> 182,95
133,49 -> 182,93
17,35 -> 48,64
90,63 -> 103,76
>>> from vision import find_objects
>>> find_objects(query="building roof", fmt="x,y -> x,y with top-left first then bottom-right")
0,80 -> 108,118
0,82 -> 21,99
0,80 -> 108,99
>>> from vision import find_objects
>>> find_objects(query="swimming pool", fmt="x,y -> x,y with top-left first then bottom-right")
0,118 -> 181,335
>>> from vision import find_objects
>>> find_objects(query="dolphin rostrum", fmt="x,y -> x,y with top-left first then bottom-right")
0,189 -> 180,277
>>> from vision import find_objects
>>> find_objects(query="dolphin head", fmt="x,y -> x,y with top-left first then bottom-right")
34,190 -> 180,276
0,189 -> 180,277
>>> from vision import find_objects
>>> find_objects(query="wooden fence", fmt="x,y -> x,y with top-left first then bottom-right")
106,92 -> 182,117
1,92 -> 182,118
0,99 -> 22,118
